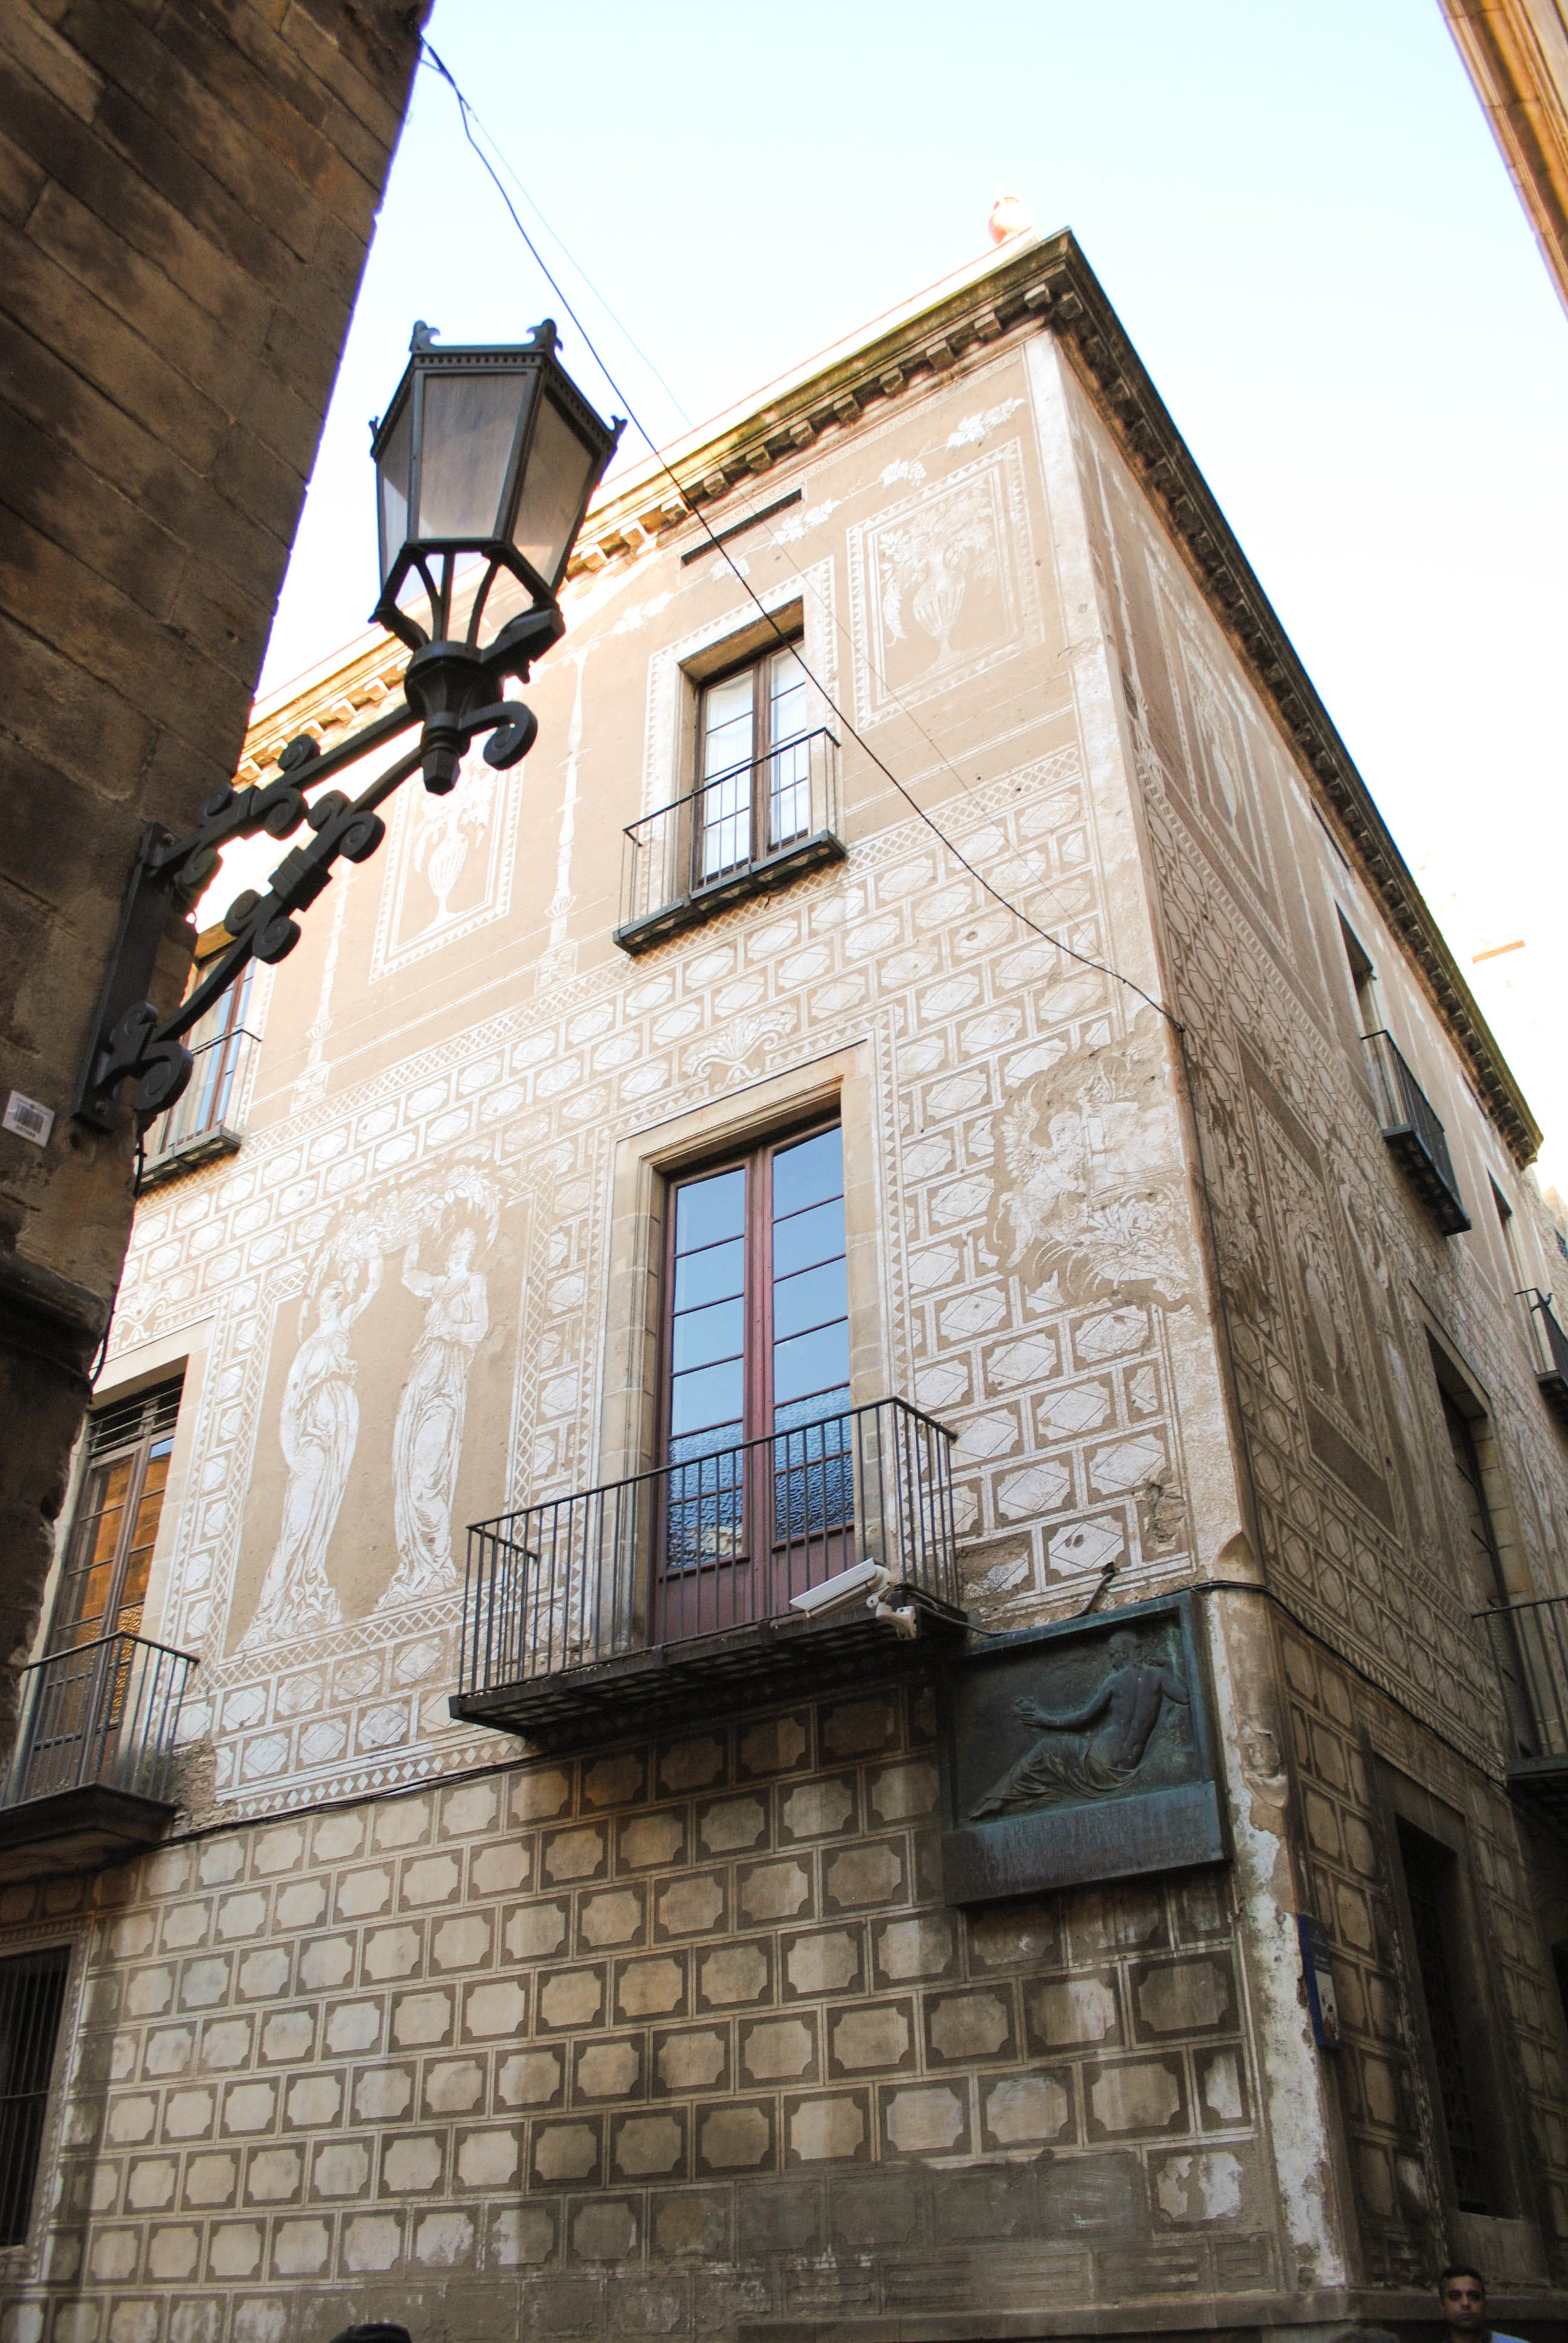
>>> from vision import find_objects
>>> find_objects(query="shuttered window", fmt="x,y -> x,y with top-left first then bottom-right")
48,1379 -> 183,1654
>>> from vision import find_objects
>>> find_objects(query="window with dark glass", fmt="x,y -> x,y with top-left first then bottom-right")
661,1124 -> 849,1631
695,642 -> 811,885
0,1945 -> 70,2247
48,1380 -> 183,1655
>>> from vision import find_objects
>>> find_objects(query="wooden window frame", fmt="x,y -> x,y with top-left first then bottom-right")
46,1381 -> 183,1655
690,628 -> 809,893
655,1114 -> 850,1637
659,1111 -> 845,1458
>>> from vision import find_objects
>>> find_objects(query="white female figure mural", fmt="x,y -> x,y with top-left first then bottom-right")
243,1256 -> 382,1647
384,1227 -> 489,1603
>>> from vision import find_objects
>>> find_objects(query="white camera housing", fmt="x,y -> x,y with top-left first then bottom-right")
790,1559 -> 919,1639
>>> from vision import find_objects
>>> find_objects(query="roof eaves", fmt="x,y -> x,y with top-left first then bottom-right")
1030,236 -> 1541,1169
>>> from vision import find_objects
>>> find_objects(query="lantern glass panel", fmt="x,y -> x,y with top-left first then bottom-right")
511,395 -> 600,590
376,395 -> 413,585
416,369 -> 532,541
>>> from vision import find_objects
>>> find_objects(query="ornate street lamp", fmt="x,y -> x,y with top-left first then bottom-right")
74,321 -> 622,1130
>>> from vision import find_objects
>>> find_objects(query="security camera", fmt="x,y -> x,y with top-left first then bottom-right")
790,1559 -> 919,1639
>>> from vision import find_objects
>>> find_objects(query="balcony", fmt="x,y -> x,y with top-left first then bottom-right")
1518,1289 -> 1568,1429
616,728 -> 845,955
0,1635 -> 197,1879
137,1026 -> 258,1189
1477,1595 -> 1568,1826
452,1398 -> 965,1749
1362,1029 -> 1471,1234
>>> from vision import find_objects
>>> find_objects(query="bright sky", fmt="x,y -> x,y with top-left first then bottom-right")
260,0 -> 1568,1192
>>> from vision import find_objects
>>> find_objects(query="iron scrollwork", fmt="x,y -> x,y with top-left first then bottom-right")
73,605 -> 563,1131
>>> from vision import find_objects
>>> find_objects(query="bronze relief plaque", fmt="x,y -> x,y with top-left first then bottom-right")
938,1594 -> 1226,1905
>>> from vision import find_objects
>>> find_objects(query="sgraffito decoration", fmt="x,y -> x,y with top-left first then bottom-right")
939,1594 -> 1226,1902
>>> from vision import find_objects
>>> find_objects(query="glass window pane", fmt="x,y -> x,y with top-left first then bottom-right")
674,1237 -> 745,1312
774,1386 -> 852,1437
773,1128 -> 842,1220
773,1322 -> 850,1406
416,370 -> 529,540
698,768 -> 752,880
670,1359 -> 746,1438
771,1199 -> 845,1279
512,395 -> 598,589
767,733 -> 810,851
376,395 -> 413,581
703,671 -> 755,775
773,1258 -> 849,1342
768,646 -> 808,745
675,1168 -> 746,1250
671,1297 -> 744,1374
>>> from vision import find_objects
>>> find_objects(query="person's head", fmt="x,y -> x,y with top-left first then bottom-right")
1109,1628 -> 1138,1663
447,1227 -> 476,1272
1438,2266 -> 1490,2334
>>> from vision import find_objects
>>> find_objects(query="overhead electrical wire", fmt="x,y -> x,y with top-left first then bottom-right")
417,40 -> 1180,1038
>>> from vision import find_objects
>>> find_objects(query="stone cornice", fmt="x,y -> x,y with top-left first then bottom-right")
235,231 -> 1539,1166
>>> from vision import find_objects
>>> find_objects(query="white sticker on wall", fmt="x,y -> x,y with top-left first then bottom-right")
3,1091 -> 55,1146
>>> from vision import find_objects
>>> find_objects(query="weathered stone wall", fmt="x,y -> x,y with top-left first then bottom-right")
0,0 -> 423,1720
2,1687 -> 1279,2338
1064,348 -> 1568,2283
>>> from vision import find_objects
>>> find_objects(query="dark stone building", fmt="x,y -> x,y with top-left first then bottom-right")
0,0 -> 424,1731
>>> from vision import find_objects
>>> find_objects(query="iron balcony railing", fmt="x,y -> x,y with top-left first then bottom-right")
1361,1029 -> 1471,1234
618,728 -> 843,949
140,1026 -> 258,1181
2,1634 -> 197,1810
1518,1288 -> 1568,1427
1519,1288 -> 1568,1381
460,1396 -> 956,1697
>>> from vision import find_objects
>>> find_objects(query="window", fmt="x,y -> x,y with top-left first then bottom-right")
0,1945 -> 69,2247
1340,917 -> 1379,1038
1492,1179 -> 1529,1294
49,1380 -> 183,1654
1394,1821 -> 1506,2215
696,642 -> 811,885
660,1124 -> 850,1630
140,937 -> 255,1179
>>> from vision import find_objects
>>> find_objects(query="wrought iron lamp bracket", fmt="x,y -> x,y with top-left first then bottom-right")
73,603 -> 564,1132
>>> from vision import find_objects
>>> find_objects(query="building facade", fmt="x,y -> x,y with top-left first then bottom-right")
4,228 -> 1568,2343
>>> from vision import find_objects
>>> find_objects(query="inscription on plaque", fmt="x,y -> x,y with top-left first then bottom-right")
940,1595 -> 1226,1905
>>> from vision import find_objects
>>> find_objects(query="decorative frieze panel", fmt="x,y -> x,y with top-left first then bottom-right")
845,439 -> 1044,725
939,1596 -> 1226,1903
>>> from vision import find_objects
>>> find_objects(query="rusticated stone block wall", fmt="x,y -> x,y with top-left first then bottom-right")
0,1684 -> 1273,2337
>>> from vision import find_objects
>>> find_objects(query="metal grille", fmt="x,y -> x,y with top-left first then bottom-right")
87,1378 -> 183,1462
0,1945 -> 69,2247
460,1395 -> 956,1694
1397,1825 -> 1488,2212
1360,1028 -> 1470,1230
3,1636 -> 197,1809
619,728 -> 841,940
